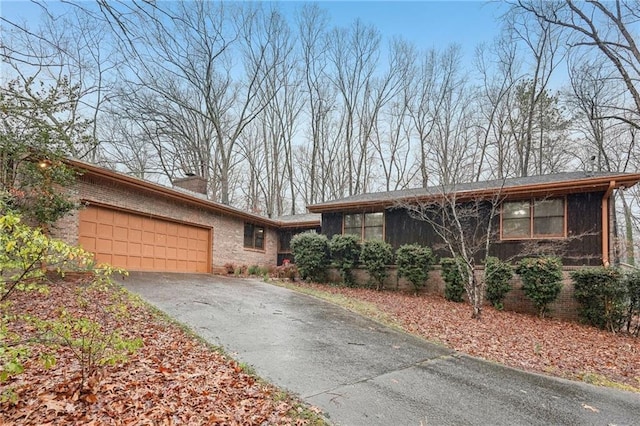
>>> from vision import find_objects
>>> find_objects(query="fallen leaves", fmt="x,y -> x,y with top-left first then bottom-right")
1,279 -> 322,425
296,282 -> 640,391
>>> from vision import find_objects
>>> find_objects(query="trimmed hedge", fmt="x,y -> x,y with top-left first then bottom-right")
290,232 -> 330,282
571,267 -> 625,332
440,257 -> 467,302
396,244 -> 435,294
329,234 -> 361,286
485,257 -> 513,310
515,257 -> 563,318
360,239 -> 394,290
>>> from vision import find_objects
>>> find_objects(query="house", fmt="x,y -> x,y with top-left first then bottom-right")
307,171 -> 640,267
52,159 -> 319,273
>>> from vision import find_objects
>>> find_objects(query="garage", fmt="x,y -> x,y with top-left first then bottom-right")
78,205 -> 211,273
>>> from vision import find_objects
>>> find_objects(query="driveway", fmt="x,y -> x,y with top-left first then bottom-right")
122,272 -> 640,426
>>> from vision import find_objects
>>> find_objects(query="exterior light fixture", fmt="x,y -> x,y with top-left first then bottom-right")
39,159 -> 52,169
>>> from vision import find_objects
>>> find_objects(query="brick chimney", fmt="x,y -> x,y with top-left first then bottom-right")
172,174 -> 207,195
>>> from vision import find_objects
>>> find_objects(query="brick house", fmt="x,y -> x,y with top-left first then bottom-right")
52,159 -> 319,273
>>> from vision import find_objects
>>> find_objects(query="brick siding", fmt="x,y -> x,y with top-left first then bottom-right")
329,267 -> 581,321
50,174 -> 278,271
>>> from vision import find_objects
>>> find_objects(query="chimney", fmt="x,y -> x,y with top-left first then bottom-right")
172,174 -> 207,195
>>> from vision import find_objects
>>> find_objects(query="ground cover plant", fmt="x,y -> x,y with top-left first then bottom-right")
0,277 -> 325,425
276,280 -> 640,392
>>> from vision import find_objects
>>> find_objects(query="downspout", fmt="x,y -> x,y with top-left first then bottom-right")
602,181 -> 615,267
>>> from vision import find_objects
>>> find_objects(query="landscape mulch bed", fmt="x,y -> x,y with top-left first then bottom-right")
1,279 -> 320,425
297,282 -> 640,391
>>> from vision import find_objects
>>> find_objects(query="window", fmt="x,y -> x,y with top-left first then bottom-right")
502,198 -> 565,239
343,212 -> 384,241
244,223 -> 264,250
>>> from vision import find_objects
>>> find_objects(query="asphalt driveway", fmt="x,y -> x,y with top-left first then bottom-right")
122,272 -> 640,426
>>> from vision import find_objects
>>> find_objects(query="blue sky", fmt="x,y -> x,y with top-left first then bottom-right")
300,1 -> 506,49
2,1 -> 506,56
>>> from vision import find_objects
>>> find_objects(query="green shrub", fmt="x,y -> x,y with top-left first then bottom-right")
571,267 -> 626,331
247,265 -> 260,275
290,232 -> 330,282
0,206 -> 139,397
440,257 -> 467,302
515,257 -> 563,318
625,272 -> 640,336
485,257 -> 513,310
329,234 -> 361,286
396,244 -> 435,294
360,239 -> 394,290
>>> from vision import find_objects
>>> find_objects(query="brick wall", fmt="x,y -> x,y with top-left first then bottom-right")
328,267 -> 581,321
50,174 -> 278,271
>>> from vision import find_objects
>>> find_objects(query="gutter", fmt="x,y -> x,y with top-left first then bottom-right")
602,181 -> 615,267
307,174 -> 640,213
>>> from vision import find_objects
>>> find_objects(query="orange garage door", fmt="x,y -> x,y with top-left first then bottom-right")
78,205 -> 211,273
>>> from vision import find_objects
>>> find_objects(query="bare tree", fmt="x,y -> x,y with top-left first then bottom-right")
327,19 -> 392,196
472,38 -> 521,180
504,5 -> 565,177
396,188 -> 505,319
514,0 -> 640,129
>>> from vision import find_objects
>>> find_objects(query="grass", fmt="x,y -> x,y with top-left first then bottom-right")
271,279 -> 401,330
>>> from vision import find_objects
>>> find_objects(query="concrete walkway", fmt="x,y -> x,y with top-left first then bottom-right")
122,272 -> 640,426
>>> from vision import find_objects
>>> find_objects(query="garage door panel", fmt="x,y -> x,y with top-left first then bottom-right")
167,223 -> 178,236
143,244 -> 154,256
97,238 -> 113,252
114,226 -> 128,240
113,240 -> 128,254
127,256 -> 141,268
79,206 -> 210,273
128,216 -> 142,229
129,229 -> 142,242
97,224 -> 113,237
142,231 -> 154,244
129,242 -> 141,255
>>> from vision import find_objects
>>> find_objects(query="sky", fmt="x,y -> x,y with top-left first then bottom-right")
1,1 -> 508,61
297,1 -> 506,49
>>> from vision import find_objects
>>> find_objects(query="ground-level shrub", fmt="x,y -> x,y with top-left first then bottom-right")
272,263 -> 298,281
515,257 -> 563,318
625,271 -> 640,336
329,234 -> 361,287
571,267 -> 626,332
485,257 -> 513,310
440,257 -> 467,302
360,240 -> 394,290
396,244 -> 435,294
290,232 -> 330,282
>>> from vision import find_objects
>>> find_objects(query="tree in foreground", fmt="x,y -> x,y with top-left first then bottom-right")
1,76 -> 94,225
398,189 -> 503,318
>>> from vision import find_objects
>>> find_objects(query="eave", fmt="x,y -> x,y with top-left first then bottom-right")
65,159 -> 280,228
307,174 -> 640,214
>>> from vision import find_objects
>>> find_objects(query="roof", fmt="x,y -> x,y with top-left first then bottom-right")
275,213 -> 322,228
307,171 -> 640,213
66,158 -> 321,228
